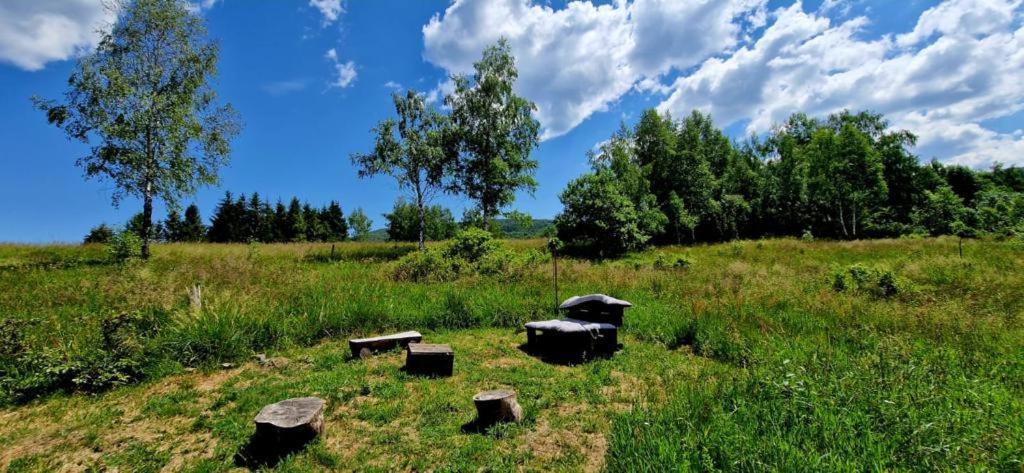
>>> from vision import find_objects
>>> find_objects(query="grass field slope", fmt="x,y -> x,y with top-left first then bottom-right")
0,237 -> 1022,471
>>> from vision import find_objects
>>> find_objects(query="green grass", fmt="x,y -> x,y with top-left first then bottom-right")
0,237 -> 1022,471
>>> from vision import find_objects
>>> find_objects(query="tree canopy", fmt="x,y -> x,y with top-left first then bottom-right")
35,0 -> 241,258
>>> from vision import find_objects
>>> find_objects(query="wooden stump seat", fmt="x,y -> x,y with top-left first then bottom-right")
405,343 -> 454,377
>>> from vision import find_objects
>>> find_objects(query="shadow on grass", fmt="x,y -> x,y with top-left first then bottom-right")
233,431 -> 319,469
516,342 -> 619,366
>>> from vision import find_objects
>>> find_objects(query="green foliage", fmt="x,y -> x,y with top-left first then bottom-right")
557,107 -> 1023,247
829,263 -> 906,298
83,224 -> 115,244
384,199 -> 457,242
353,89 -> 454,249
913,185 -> 971,236
0,312 -> 159,403
392,228 -> 543,282
348,208 -> 373,241
33,0 -> 241,258
555,170 -> 653,257
205,192 -> 347,243
107,229 -> 143,262
445,38 -> 540,225
652,252 -> 691,270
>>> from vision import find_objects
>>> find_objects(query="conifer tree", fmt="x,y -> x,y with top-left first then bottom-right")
286,197 -> 307,242
181,204 -> 206,242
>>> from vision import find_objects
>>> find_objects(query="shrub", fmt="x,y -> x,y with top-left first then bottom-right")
829,264 -> 906,298
443,227 -> 501,262
653,252 -> 691,270
801,229 -> 814,242
107,229 -> 143,262
83,224 -> 115,244
0,313 -> 159,403
392,228 -> 542,282
392,248 -> 464,283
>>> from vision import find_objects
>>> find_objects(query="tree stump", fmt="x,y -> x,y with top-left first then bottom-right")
406,343 -> 454,377
472,389 -> 523,427
254,397 -> 326,447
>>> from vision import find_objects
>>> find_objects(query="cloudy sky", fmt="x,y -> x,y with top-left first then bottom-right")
1,0 -> 1022,241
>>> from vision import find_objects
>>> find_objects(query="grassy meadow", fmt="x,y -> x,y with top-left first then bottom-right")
0,237 -> 1022,471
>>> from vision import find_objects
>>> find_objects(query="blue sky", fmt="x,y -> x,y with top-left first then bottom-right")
1,0 -> 1022,242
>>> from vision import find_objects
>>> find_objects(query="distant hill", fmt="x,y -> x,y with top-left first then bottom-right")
359,218 -> 554,242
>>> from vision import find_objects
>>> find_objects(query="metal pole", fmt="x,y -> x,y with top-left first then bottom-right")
552,248 -> 559,314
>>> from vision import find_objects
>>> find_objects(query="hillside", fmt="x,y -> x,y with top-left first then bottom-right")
0,237 -> 1021,471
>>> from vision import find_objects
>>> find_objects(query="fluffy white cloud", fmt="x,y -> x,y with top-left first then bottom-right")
656,0 -> 1024,165
1,0 -> 224,72
325,48 -> 356,89
424,0 -> 1024,165
310,0 -> 343,26
0,0 -> 115,71
423,0 -> 766,139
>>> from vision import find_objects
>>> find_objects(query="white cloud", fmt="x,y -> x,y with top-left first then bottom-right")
656,0 -> 1024,165
423,0 -> 1024,165
383,81 -> 402,90
423,0 -> 767,140
325,48 -> 356,89
310,0 -> 343,26
0,0 -> 115,71
425,78 -> 455,105
896,0 -> 1020,47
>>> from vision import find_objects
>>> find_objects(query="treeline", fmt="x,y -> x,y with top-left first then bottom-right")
556,109 -> 1024,255
85,192 -> 376,244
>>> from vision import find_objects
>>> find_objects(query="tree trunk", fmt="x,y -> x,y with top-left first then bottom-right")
837,203 -> 849,239
416,186 -> 426,251
851,203 -> 858,239
141,182 -> 154,260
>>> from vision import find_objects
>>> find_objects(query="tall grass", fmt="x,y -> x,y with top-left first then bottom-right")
0,238 -> 1021,469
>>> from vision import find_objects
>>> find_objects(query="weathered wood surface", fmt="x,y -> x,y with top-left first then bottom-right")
254,397 -> 326,443
472,389 -> 523,426
558,294 -> 632,327
406,343 -> 454,377
349,331 -> 422,357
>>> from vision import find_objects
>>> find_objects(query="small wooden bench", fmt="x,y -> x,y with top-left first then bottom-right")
405,343 -> 454,377
349,331 -> 422,358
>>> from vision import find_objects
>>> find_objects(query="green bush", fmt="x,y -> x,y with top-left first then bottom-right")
653,252 -> 691,270
107,229 -> 143,262
829,264 -> 906,298
392,248 -> 465,283
392,228 -> 542,282
0,313 -> 160,403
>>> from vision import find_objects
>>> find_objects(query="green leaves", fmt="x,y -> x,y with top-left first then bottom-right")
36,0 -> 240,257
445,39 -> 540,223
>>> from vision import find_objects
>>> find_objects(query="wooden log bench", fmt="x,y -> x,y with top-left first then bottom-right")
524,318 -> 618,362
349,331 -> 422,358
405,343 -> 454,377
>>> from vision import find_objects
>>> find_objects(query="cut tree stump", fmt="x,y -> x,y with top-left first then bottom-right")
472,389 -> 523,427
348,331 -> 422,358
405,343 -> 454,377
254,397 -> 326,446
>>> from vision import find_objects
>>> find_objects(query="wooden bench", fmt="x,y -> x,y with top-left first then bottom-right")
405,343 -> 454,377
349,331 -> 422,358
